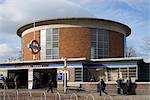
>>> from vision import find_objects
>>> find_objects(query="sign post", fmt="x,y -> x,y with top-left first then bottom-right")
63,58 -> 67,93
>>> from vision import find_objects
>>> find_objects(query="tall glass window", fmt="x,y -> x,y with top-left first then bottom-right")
40,28 -> 59,60
91,29 -> 109,59
46,28 -> 59,59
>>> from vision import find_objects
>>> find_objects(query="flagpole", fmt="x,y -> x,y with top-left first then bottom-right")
33,21 -> 36,60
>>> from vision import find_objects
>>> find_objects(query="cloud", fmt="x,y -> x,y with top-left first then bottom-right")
119,0 -> 149,12
0,43 -> 19,60
0,0 -> 93,60
0,0 -> 93,35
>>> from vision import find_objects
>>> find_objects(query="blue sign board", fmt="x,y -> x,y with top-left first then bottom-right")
0,66 -> 16,68
58,73 -> 63,80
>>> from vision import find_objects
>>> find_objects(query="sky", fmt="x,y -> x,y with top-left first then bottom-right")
0,0 -> 150,61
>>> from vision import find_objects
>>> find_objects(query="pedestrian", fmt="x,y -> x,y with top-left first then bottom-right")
0,74 -> 4,88
47,78 -> 53,93
14,75 -> 19,89
127,77 -> 132,95
116,78 -> 122,94
99,79 -> 108,96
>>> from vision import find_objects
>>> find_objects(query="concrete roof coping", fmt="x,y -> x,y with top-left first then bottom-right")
0,57 -> 144,65
0,58 -> 87,65
90,57 -> 143,62
17,17 -> 131,37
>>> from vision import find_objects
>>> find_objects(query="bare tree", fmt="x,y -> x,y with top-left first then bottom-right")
126,47 -> 136,57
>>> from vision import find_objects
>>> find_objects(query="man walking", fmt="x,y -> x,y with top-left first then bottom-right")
99,79 -> 108,96
47,78 -> 53,93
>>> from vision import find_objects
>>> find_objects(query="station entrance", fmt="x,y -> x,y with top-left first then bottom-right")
8,69 -> 28,88
33,68 -> 57,89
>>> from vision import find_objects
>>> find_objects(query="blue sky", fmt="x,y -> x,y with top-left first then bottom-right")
0,0 -> 149,61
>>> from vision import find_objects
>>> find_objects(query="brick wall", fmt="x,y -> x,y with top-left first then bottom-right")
59,27 -> 91,59
109,31 -> 124,58
23,31 -> 40,60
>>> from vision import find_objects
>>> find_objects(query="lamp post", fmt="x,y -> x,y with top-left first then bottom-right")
63,58 -> 67,93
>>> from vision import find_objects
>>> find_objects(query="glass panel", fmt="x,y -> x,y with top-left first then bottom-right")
46,29 -> 52,34
98,42 -> 103,48
53,35 -> 59,41
46,35 -> 52,41
46,42 -> 52,48
52,42 -> 58,48
91,28 -> 109,59
53,28 -> 58,34
104,43 -> 109,48
75,68 -> 82,82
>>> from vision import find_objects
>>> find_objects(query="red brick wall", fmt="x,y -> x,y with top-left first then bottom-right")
59,27 -> 91,59
23,31 -> 40,60
109,31 -> 124,58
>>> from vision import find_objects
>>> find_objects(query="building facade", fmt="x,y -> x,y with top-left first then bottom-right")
17,18 -> 131,60
0,18 -> 149,92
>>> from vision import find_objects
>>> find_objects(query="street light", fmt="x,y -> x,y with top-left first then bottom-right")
62,57 -> 67,93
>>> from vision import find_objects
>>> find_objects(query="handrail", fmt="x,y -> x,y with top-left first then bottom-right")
28,91 -> 32,97
55,92 -> 61,100
16,90 -> 19,100
70,93 -> 78,100
41,91 -> 46,100
104,95 -> 113,100
28,91 -> 32,100
86,94 -> 95,100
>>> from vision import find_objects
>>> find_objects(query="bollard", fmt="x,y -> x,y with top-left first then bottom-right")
70,93 -> 78,100
16,90 -> 19,100
86,94 -> 95,100
28,91 -> 32,100
104,95 -> 113,100
55,92 -> 61,100
41,91 -> 46,100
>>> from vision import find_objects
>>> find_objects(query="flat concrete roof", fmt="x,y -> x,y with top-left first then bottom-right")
17,17 -> 131,37
0,57 -> 143,65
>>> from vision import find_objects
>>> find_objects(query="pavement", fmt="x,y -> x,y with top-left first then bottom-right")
0,88 -> 150,100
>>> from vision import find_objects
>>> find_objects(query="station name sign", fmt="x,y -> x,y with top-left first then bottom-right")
18,64 -> 49,68
32,64 -> 49,68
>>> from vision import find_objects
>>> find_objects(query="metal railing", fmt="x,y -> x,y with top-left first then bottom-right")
55,92 -> 61,100
70,93 -> 78,100
0,90 -> 150,100
86,94 -> 95,100
41,91 -> 46,100
104,95 -> 113,100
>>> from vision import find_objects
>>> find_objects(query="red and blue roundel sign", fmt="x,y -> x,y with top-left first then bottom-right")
28,40 -> 41,54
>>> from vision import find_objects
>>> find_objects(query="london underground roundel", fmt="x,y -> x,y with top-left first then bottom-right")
28,40 -> 41,54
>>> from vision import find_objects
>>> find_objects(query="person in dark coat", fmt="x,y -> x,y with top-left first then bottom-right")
47,78 -> 53,93
116,78 -> 123,94
99,79 -> 108,96
127,77 -> 132,95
